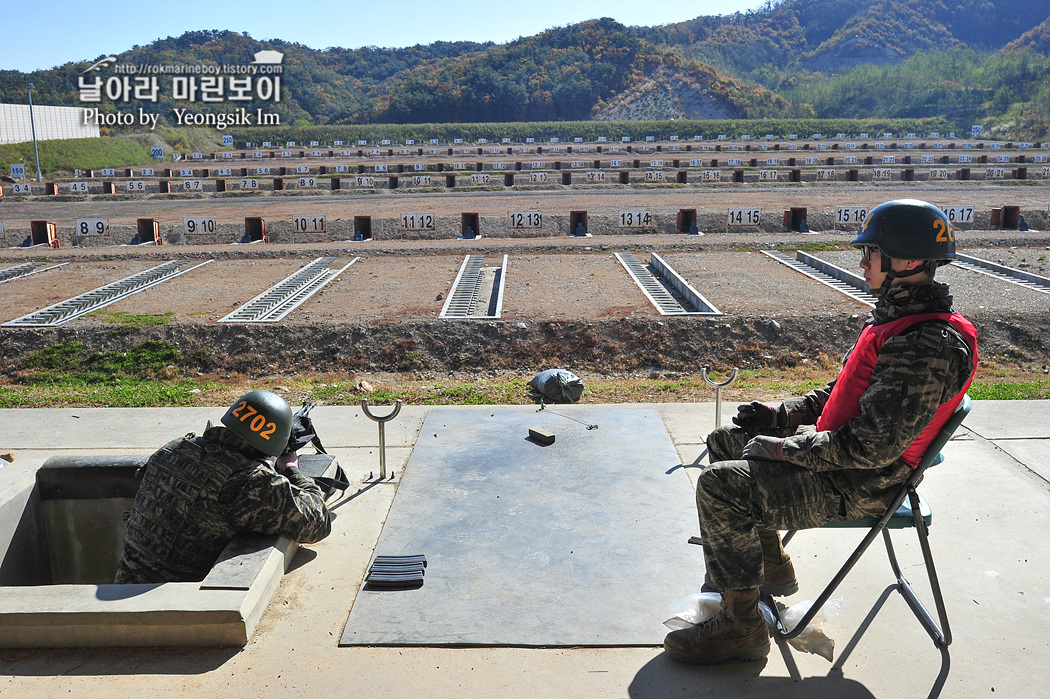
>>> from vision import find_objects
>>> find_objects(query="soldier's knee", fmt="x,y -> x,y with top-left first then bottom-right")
705,425 -> 735,462
707,424 -> 757,463
697,461 -> 751,505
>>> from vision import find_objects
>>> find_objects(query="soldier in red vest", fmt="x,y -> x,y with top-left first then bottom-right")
664,199 -> 978,665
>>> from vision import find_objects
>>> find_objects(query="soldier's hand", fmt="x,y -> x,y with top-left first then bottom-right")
732,401 -> 780,434
742,436 -> 785,462
275,451 -> 299,473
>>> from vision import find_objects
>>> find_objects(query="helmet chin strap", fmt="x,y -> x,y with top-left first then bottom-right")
872,255 -> 928,297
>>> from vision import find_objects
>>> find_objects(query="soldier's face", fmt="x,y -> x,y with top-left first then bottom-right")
860,247 -> 923,290
860,246 -> 887,289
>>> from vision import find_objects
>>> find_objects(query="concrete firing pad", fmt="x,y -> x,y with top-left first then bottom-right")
340,407 -> 701,646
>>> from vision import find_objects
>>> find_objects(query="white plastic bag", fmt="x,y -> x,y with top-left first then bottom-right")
664,592 -> 723,630
778,597 -> 843,637
766,597 -> 844,661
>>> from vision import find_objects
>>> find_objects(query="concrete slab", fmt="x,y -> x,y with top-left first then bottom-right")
0,408 -> 221,449
1,401 -> 1049,698
311,405 -> 427,448
963,400 -> 1050,439
655,402 -> 717,445
0,405 -> 427,450
0,539 -> 291,648
0,452 -> 342,648
342,407 -> 702,646
993,439 -> 1050,484
326,446 -> 414,482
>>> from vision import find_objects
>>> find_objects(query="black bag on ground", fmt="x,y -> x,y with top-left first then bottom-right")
528,369 -> 585,404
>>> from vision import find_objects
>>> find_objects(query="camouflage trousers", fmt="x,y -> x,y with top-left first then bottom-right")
698,424 -> 846,590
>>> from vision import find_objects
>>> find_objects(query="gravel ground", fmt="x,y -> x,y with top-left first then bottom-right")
2,185 -> 1049,377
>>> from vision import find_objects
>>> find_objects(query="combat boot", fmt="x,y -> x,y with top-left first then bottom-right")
700,531 -> 798,596
663,587 -> 770,665
758,528 -> 798,597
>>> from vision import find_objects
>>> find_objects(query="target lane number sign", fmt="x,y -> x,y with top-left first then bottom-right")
618,210 -> 652,228
727,208 -> 761,226
837,207 -> 868,225
292,215 -> 325,233
942,206 -> 975,224
184,217 -> 216,235
76,219 -> 109,236
508,211 -> 542,229
400,213 -> 435,231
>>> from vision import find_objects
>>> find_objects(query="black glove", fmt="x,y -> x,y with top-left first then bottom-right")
732,401 -> 781,435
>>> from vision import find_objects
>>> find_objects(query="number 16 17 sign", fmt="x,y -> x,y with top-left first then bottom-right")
727,208 -> 761,226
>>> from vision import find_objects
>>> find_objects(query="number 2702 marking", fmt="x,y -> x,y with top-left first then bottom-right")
231,400 -> 277,440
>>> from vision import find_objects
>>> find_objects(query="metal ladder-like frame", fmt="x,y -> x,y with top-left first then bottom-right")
953,253 -> 1050,296
440,255 -> 485,318
439,254 -> 508,319
219,257 -> 358,323
0,262 -> 42,284
0,261 -> 68,285
615,252 -> 722,315
762,250 -> 877,307
2,260 -> 212,327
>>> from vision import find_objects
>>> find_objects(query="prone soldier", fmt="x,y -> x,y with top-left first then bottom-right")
115,390 -> 332,584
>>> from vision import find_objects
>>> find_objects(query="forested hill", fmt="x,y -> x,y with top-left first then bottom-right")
1,0 -> 1048,137
641,0 -> 1049,75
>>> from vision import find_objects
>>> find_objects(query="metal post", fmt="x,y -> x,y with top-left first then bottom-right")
27,82 -> 42,182
700,367 -> 739,429
361,398 -> 402,480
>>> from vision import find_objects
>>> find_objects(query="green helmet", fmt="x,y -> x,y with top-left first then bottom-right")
221,390 -> 292,456
851,199 -> 955,263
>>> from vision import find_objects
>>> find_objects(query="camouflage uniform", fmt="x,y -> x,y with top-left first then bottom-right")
699,282 -> 976,590
115,425 -> 331,584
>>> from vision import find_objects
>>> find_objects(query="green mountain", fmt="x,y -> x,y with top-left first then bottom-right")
1,0 -> 1048,137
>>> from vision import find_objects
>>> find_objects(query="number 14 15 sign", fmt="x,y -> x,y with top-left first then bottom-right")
727,208 -> 761,226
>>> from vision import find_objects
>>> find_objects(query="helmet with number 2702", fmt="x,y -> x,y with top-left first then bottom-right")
221,390 -> 293,456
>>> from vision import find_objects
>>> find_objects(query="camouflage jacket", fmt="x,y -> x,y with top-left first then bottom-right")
115,425 -> 331,584
776,282 -> 976,515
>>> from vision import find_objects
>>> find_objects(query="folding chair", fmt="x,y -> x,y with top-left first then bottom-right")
765,394 -> 972,648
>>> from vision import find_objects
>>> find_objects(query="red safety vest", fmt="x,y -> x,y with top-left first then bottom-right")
815,312 -> 978,467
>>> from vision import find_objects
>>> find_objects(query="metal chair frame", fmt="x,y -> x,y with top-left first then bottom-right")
765,394 -> 972,648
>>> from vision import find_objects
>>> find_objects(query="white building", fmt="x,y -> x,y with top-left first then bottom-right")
0,103 -> 100,145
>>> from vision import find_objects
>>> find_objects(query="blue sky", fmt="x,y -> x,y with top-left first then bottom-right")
3,0 -> 765,72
